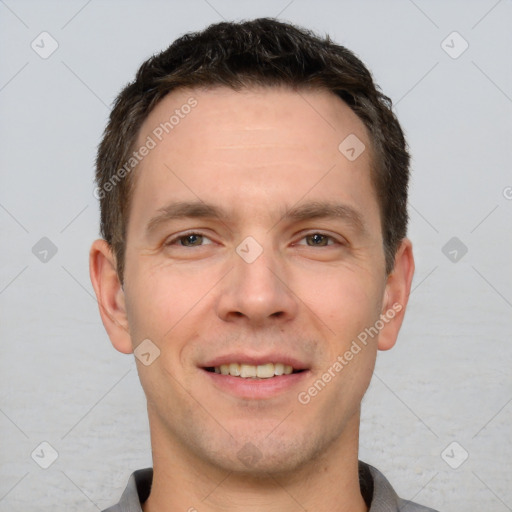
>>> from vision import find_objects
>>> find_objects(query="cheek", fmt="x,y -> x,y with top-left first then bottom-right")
123,261 -> 222,345
293,265 -> 383,338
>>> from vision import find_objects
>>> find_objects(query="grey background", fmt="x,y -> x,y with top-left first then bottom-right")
1,0 -> 511,510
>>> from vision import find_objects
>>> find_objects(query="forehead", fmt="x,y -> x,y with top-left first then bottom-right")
137,85 -> 371,162
129,85 -> 379,230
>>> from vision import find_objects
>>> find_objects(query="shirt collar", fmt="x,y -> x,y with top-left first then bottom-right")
108,461 -> 435,512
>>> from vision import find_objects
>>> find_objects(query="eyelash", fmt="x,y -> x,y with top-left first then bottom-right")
164,231 -> 213,247
164,231 -> 344,248
295,232 -> 340,247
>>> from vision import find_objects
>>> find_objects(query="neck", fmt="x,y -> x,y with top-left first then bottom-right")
143,411 -> 368,512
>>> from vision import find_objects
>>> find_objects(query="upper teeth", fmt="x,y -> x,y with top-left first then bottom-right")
214,363 -> 294,378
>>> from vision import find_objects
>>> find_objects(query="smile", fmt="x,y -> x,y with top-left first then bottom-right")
205,362 -> 304,378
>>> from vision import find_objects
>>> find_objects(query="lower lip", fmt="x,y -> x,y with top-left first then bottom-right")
201,369 -> 310,399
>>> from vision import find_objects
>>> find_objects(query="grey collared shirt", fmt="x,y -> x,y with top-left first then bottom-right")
102,461 -> 439,512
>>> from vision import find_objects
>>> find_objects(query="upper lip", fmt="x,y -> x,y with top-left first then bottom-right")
201,352 -> 310,370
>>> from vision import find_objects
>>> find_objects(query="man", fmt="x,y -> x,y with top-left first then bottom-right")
90,18 -> 437,512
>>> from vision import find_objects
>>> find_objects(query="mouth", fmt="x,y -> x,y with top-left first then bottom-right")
200,359 -> 310,400
203,362 -> 306,379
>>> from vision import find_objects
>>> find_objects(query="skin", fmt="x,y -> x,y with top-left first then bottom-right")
90,86 -> 414,512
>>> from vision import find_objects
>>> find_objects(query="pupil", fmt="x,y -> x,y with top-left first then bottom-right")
309,234 -> 326,246
184,234 -> 201,246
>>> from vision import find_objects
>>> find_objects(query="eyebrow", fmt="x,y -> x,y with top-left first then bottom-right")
280,201 -> 367,234
146,201 -> 227,235
145,200 -> 367,236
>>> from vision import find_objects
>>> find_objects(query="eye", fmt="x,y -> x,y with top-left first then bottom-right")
166,233 -> 213,247
298,233 -> 336,247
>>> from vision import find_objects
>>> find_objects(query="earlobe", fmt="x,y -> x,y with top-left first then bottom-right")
378,239 -> 415,351
89,239 -> 133,354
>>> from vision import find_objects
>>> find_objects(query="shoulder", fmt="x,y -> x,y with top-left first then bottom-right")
360,461 -> 440,512
396,497 -> 440,512
100,468 -> 153,512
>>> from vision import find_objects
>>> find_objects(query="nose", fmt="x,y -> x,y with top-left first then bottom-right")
215,241 -> 298,325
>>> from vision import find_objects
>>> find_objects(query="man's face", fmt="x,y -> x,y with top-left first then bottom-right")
120,86 -> 390,474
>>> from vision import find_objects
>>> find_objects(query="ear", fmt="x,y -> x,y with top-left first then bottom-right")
89,239 -> 133,354
377,238 -> 415,351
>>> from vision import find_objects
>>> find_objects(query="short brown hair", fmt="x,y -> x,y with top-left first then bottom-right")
96,18 -> 410,282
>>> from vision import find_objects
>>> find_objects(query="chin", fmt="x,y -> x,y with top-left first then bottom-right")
198,431 -> 327,477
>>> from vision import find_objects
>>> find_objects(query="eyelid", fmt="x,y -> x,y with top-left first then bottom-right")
164,230 -> 215,246
293,230 -> 347,246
